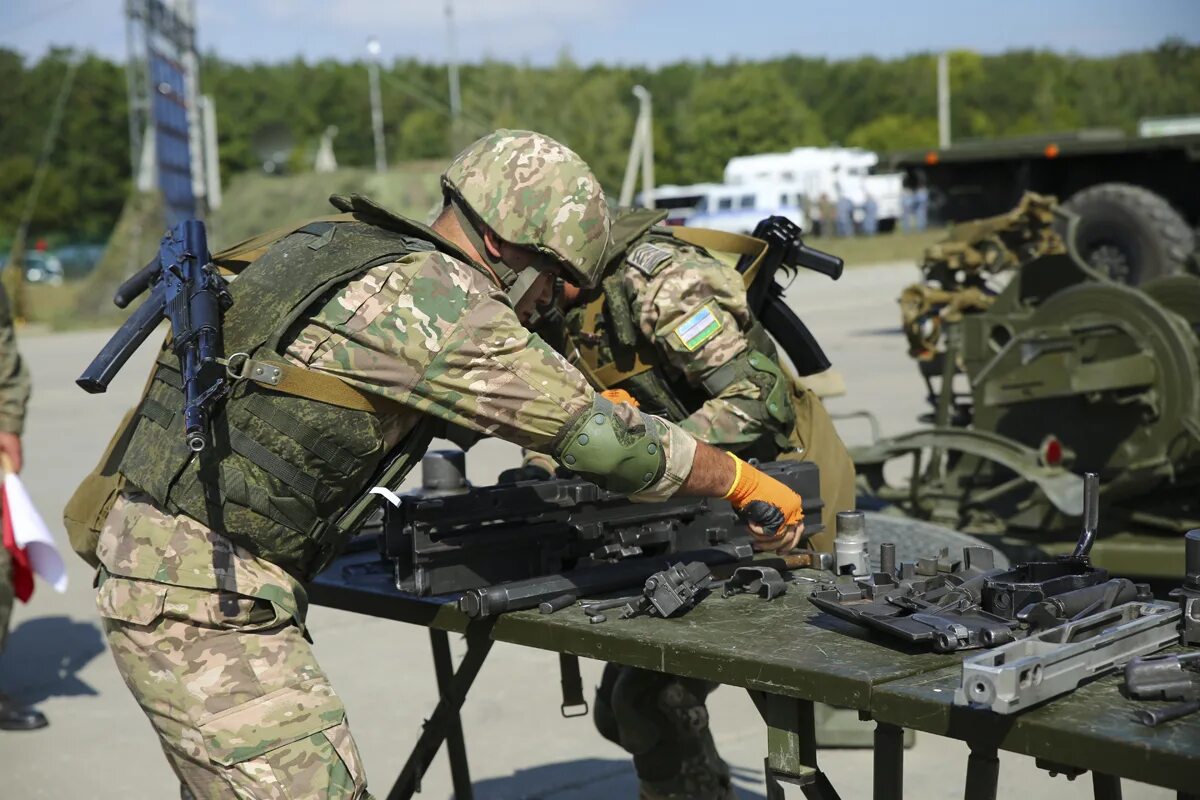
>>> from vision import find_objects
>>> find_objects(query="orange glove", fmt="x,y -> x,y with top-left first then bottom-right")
600,388 -> 640,408
723,454 -> 804,550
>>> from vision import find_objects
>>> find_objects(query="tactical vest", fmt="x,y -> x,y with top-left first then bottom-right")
117,198 -> 455,580
557,210 -> 790,457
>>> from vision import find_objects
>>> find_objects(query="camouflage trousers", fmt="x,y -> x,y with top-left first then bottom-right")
593,663 -> 734,800
97,573 -> 373,799
0,541 -> 11,655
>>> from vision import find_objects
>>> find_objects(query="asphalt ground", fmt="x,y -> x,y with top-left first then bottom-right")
0,262 -> 1170,798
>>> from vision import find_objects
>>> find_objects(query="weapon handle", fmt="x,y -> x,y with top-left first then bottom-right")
113,258 -> 160,309
794,244 -> 844,281
76,290 -> 167,393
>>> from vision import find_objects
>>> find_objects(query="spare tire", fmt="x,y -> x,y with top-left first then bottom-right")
862,512 -> 1010,570
1064,183 -> 1194,284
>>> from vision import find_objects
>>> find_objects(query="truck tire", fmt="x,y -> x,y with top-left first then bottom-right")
862,512 -> 1010,570
1064,183 -> 1194,284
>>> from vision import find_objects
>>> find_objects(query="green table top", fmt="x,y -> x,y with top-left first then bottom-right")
310,549 -> 1200,788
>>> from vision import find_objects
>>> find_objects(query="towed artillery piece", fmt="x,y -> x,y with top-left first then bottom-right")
853,194 -> 1200,577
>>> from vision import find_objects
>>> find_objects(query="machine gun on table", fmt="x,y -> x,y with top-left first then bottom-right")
367,454 -> 825,616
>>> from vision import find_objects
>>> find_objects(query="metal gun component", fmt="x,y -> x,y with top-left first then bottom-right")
1016,578 -> 1150,630
1169,528 -> 1200,646
622,561 -> 713,619
415,450 -> 471,498
954,601 -> 1182,714
1123,652 -> 1200,701
578,595 -> 641,615
384,459 -> 817,597
723,566 -> 788,600
457,544 -> 746,618
1133,700 -> 1200,727
538,593 -> 576,615
810,541 -> 1022,652
1071,472 -> 1099,559
834,510 -> 869,576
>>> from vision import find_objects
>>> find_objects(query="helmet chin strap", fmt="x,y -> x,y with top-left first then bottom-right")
506,267 -> 544,309
526,276 -> 563,329
449,200 -> 518,289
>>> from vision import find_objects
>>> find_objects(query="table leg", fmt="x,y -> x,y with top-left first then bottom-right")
430,630 -> 474,800
963,746 -> 999,800
873,722 -> 904,800
750,691 -> 842,800
387,630 -> 494,800
1092,773 -> 1121,800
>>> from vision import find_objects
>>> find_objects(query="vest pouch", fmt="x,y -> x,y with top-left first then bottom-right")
63,406 -> 138,568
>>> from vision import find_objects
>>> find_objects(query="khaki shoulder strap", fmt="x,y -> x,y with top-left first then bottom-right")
667,227 -> 769,289
230,353 -> 384,413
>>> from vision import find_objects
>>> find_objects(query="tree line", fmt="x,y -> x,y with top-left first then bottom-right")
2,39 -> 1198,247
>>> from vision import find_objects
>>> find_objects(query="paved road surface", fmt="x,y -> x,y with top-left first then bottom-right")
0,263 -> 1169,798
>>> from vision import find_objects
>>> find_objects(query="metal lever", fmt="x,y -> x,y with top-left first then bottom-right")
1071,472 -> 1099,558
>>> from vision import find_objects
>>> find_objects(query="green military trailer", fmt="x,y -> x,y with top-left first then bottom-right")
885,127 -> 1200,284
853,197 -> 1200,577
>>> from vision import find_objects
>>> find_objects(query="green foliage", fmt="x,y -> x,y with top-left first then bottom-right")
2,42 -> 1199,246
847,114 -> 938,153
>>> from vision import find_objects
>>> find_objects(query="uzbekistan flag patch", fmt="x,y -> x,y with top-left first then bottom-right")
673,302 -> 723,351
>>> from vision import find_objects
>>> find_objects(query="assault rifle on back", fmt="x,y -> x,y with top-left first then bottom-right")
77,220 -> 232,452
739,215 -> 843,377
369,454 -> 825,617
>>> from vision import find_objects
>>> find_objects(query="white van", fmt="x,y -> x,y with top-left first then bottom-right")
683,184 -> 807,235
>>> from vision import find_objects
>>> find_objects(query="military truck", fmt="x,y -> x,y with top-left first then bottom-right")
853,195 -> 1200,577
885,127 -> 1200,284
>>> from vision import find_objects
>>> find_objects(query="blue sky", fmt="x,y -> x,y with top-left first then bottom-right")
4,0 -> 1198,65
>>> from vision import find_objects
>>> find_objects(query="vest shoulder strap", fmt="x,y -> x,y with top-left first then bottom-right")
667,227 -> 769,288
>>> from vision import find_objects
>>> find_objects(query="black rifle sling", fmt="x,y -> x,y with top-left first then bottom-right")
558,653 -> 589,718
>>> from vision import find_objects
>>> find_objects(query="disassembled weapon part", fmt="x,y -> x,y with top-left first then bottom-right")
834,510 -> 870,576
723,566 -> 788,600
954,601 -> 1181,714
1169,528 -> 1200,646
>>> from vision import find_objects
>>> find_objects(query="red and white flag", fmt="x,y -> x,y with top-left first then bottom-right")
1,468 -> 67,602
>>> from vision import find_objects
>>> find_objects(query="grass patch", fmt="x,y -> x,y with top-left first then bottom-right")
804,228 -> 946,269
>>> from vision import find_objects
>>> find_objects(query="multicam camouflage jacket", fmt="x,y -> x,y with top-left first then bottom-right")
543,232 -> 796,461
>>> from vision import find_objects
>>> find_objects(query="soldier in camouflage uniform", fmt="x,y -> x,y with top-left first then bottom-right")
0,281 -> 40,731
528,208 -> 855,800
83,131 -> 808,799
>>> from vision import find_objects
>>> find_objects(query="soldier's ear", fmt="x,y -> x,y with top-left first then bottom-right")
483,228 -> 504,259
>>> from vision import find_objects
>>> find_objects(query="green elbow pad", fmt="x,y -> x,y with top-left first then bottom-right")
554,395 -> 667,495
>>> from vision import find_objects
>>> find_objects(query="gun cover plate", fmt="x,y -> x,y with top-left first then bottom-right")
954,600 -> 1182,714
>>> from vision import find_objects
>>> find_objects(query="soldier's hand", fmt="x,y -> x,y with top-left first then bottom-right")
0,432 -> 22,474
600,389 -> 639,408
722,455 -> 804,550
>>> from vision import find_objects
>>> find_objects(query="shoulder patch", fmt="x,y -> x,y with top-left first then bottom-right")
626,242 -> 674,276
671,301 -> 724,351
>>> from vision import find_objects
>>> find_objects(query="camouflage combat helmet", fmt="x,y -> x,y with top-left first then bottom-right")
442,129 -> 611,288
